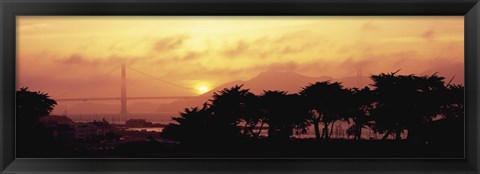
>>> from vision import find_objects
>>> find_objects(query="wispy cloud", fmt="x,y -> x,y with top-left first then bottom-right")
361,21 -> 380,31
223,41 -> 249,58
153,34 -> 190,52
18,16 -> 464,98
221,31 -> 318,59
56,54 -> 145,67
422,29 -> 435,40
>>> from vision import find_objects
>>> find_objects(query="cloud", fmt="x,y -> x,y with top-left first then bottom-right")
59,54 -> 88,64
154,51 -> 205,65
18,23 -> 50,32
340,57 -> 377,71
223,41 -> 249,58
275,30 -> 313,43
108,41 -> 123,51
17,73 -> 122,98
181,51 -> 203,61
158,61 -> 300,82
422,29 -> 435,40
153,35 -> 189,52
262,62 -> 299,72
361,21 -> 380,31
220,30 -> 318,59
280,42 -> 316,55
57,54 -> 145,66
337,51 -> 418,75
221,34 -> 318,59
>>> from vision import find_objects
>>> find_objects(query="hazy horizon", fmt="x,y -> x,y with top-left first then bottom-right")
17,16 -> 464,118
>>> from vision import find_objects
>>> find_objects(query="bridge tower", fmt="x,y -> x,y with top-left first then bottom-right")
120,64 -> 127,115
357,69 -> 363,87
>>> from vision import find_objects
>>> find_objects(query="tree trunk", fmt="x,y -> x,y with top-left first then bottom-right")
395,129 -> 402,140
356,126 -> 362,140
382,130 -> 392,140
329,121 -> 336,138
313,119 -> 321,140
243,121 -> 251,136
355,119 -> 363,140
323,121 -> 330,140
406,124 -> 420,142
255,121 -> 265,138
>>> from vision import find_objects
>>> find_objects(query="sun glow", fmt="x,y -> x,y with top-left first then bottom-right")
198,85 -> 209,94
17,16 -> 464,100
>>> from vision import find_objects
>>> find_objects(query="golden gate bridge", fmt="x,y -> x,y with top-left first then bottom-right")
54,64 -> 196,115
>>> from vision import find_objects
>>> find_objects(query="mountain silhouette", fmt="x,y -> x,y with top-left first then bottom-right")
155,71 -> 371,115
54,71 -> 374,117
243,71 -> 332,94
59,67 -> 461,122
420,62 -> 464,85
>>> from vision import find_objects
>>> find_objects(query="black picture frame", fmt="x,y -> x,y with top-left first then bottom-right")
1,0 -> 479,173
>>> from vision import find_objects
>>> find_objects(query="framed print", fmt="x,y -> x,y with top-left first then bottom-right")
1,0 -> 479,173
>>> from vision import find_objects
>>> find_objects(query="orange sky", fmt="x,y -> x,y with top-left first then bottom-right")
17,16 -> 464,99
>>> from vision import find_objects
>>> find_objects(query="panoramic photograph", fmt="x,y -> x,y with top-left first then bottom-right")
16,16 -> 464,158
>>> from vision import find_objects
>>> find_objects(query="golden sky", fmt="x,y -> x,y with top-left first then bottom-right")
17,16 -> 464,98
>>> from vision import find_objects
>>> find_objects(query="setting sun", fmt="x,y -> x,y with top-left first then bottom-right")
14,16 -> 465,159
198,86 -> 209,94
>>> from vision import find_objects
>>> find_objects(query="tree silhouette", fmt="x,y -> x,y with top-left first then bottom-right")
440,84 -> 464,119
16,70 -> 466,158
370,72 -> 447,140
240,93 -> 264,138
159,71 -> 463,155
17,87 -> 57,127
260,91 -> 310,140
414,84 -> 464,144
161,105 -> 214,144
208,85 -> 255,139
163,85 -> 258,144
345,87 -> 375,140
300,81 -> 350,140
16,87 -> 57,156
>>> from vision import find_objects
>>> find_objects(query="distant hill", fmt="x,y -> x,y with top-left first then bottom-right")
242,71 -> 332,94
61,71 -> 373,116
58,65 -> 463,122
155,70 -> 372,114
420,62 -> 464,85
